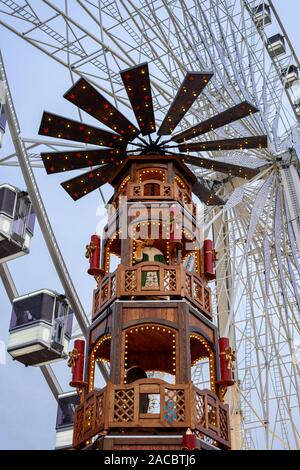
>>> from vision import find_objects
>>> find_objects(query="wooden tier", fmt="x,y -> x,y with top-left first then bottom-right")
92,262 -> 211,320
111,180 -> 197,218
73,379 -> 230,450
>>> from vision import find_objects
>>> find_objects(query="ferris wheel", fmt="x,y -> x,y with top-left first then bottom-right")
0,0 -> 299,450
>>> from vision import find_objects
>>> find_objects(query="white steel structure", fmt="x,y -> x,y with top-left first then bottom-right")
0,0 -> 299,450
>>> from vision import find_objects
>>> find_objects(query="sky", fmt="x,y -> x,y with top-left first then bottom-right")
0,0 -> 299,450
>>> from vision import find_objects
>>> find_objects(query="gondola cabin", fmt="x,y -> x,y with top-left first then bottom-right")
267,34 -> 286,58
281,65 -> 299,88
0,184 -> 35,263
55,391 -> 80,450
7,289 -> 73,366
294,104 -> 300,119
252,3 -> 271,28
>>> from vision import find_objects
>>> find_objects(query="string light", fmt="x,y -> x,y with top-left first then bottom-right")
119,175 -> 131,191
174,175 -> 186,189
190,334 -> 215,391
88,334 -> 112,391
124,325 -> 177,382
104,229 -> 121,273
139,169 -> 165,184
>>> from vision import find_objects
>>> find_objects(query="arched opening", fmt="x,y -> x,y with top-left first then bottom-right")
109,253 -> 121,272
138,168 -> 166,184
123,325 -> 177,416
190,333 -> 215,391
124,324 -> 176,381
118,175 -> 130,195
88,334 -> 111,391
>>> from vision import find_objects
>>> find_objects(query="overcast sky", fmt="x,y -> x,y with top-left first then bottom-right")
0,0 -> 299,449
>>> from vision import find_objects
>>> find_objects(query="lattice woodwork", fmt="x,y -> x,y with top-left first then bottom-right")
111,274 -> 116,297
207,402 -> 218,432
95,392 -> 105,428
101,282 -> 109,303
73,406 -> 84,446
124,270 -> 137,292
185,273 -> 192,297
163,388 -> 186,423
195,392 -> 206,427
219,406 -> 229,441
193,280 -> 203,303
113,388 -> 135,422
93,289 -> 100,314
163,269 -> 177,291
204,289 -> 211,311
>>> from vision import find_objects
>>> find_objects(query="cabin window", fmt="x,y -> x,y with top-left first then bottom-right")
0,187 -> 16,217
12,195 -> 31,240
10,293 -> 54,329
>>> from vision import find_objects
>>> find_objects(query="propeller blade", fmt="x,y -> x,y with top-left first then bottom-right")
120,63 -> 156,135
172,152 -> 260,179
192,180 -> 225,205
177,135 -> 268,152
172,101 -> 259,143
61,162 -> 117,201
64,78 -> 140,141
41,148 -> 126,174
38,112 -> 126,147
157,72 -> 213,135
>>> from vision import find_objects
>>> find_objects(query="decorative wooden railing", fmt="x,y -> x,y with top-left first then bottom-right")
114,181 -> 197,217
73,380 -> 230,449
92,262 -> 211,320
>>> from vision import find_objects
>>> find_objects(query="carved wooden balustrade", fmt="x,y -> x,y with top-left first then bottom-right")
115,181 -> 197,217
73,380 -> 230,449
92,262 -> 212,320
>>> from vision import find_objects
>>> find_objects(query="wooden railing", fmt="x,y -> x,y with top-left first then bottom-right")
118,262 -> 183,296
73,380 -> 230,449
114,181 -> 197,217
92,263 -> 212,320
92,271 -> 117,313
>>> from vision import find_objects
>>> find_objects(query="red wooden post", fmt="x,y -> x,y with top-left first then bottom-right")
182,428 -> 197,450
218,337 -> 235,386
69,339 -> 85,387
86,234 -> 101,276
203,239 -> 216,280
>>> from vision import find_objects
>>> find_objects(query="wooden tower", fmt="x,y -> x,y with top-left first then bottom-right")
71,154 -> 234,450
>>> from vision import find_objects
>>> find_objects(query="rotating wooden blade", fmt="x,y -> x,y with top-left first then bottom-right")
172,152 -> 260,179
177,135 -> 268,152
39,112 -> 126,147
157,72 -> 213,135
120,63 -> 156,135
192,180 -> 225,206
41,148 -> 126,174
64,78 -> 140,141
61,162 -> 117,201
172,101 -> 259,143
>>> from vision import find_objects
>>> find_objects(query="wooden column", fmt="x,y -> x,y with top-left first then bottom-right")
109,302 -> 123,383
130,162 -> 137,182
177,302 -> 191,382
167,162 -> 175,183
120,201 -> 132,265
